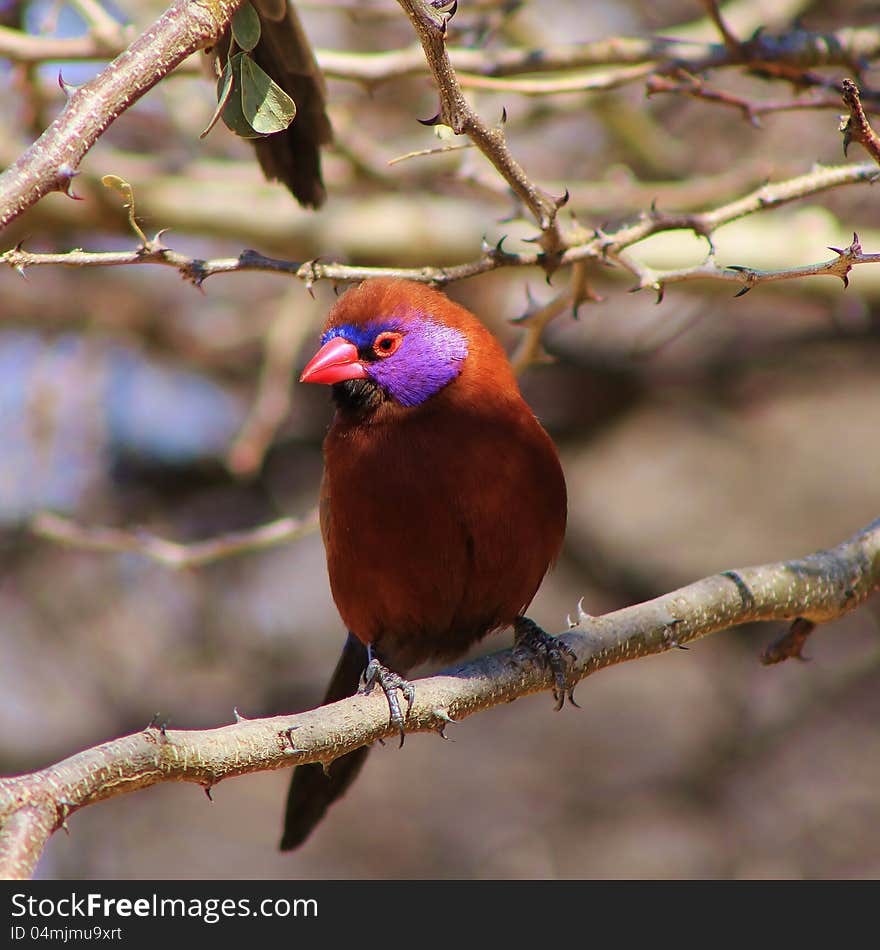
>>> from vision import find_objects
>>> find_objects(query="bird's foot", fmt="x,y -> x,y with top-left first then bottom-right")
513,616 -> 579,711
360,658 -> 415,748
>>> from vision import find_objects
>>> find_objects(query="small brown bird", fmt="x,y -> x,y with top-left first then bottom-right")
281,278 -> 568,850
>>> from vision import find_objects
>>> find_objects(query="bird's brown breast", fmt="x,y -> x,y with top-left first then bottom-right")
320,393 -> 566,671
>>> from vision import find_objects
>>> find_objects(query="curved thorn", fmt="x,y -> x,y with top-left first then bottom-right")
57,69 -> 77,96
576,597 -> 591,624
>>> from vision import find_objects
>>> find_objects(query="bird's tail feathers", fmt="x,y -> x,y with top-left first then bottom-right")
280,634 -> 370,851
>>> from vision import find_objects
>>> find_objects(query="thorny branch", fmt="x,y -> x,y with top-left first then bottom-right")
4,161 -> 878,292
2,515 -> 879,879
2,0 -> 880,881
509,261 -> 600,374
645,72 -> 843,127
0,0 -> 246,231
840,78 -> 880,166
396,0 -> 566,267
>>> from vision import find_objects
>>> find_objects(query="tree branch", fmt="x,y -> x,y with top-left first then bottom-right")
396,0 -> 566,265
30,509 -> 319,569
2,515 -> 878,878
4,162 -> 878,298
841,78 -> 880,166
5,20 -> 877,86
0,0 -> 245,232
646,72 -> 843,126
619,233 -> 880,300
226,292 -> 319,476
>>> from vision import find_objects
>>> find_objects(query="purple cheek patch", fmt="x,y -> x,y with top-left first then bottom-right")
366,319 -> 468,407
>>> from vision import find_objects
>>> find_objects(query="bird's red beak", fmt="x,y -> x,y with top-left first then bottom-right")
300,337 -> 368,385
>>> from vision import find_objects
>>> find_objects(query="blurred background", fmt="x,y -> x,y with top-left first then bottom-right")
1,0 -> 880,879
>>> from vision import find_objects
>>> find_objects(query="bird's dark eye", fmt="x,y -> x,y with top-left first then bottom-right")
372,331 -> 403,358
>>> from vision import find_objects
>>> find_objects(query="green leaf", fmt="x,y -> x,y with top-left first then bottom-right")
220,53 -> 263,139
231,2 -> 261,52
200,58 -> 236,139
239,55 -> 297,135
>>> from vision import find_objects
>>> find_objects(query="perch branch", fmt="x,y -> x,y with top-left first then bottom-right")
2,515 -> 879,878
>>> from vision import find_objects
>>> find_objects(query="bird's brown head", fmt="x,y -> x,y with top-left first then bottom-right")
300,278 -> 514,415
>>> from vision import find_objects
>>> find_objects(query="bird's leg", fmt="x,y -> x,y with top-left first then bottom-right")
513,616 -> 579,711
360,644 -> 415,747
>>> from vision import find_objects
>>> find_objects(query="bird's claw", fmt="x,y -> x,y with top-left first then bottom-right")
360,658 -> 415,747
513,616 -> 579,711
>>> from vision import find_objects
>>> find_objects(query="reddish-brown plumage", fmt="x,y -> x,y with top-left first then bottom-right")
320,279 -> 566,669
281,278 -> 566,850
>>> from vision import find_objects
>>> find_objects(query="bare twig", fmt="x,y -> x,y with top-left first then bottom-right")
646,72 -> 842,126
387,140 -> 475,166
698,0 -> 740,51
2,514 -> 878,878
452,64 -> 657,95
0,24 -> 125,62
226,291 -> 317,477
5,21 -> 878,85
509,289 -> 569,375
31,509 -> 319,569
396,0 -> 566,267
68,0 -> 128,45
509,262 -> 600,374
